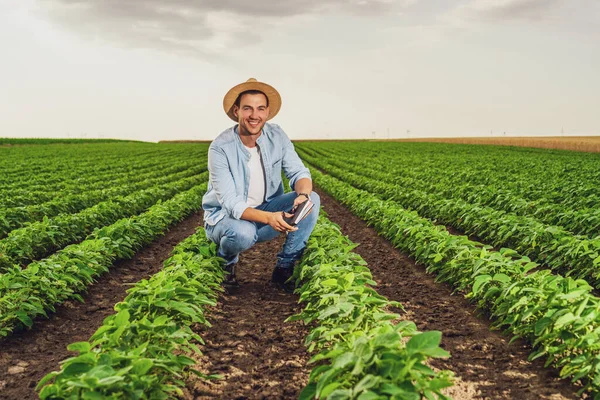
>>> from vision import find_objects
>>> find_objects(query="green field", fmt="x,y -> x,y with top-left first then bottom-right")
296,140 -> 600,396
1,139 -> 599,398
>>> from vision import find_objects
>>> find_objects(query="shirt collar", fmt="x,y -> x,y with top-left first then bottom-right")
234,124 -> 266,156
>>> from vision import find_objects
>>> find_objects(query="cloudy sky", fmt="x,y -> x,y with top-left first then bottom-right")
0,0 -> 598,141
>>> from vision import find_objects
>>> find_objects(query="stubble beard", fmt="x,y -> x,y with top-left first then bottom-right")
239,119 -> 264,137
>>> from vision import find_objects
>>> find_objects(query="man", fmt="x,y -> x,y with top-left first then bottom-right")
202,78 -> 320,292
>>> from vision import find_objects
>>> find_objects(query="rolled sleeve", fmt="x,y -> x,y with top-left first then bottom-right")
231,201 -> 249,220
208,146 -> 248,220
281,133 -> 311,190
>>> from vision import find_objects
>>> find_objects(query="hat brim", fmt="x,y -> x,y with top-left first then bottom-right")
223,80 -> 281,122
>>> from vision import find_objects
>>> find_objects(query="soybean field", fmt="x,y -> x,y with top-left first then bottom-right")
1,139 -> 598,399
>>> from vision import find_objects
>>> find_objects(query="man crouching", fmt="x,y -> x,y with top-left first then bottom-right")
201,78 -> 320,292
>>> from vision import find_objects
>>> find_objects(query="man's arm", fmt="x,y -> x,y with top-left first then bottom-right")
278,127 -> 311,192
292,177 -> 313,208
294,177 -> 313,195
208,146 -> 249,219
241,207 -> 297,233
240,177 -> 311,231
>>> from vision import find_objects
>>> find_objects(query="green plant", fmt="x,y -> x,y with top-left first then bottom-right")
37,228 -> 224,399
309,167 -> 600,396
293,216 -> 453,399
0,183 -> 208,337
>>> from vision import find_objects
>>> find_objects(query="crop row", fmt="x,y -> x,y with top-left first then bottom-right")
298,142 -> 600,215
0,143 -> 196,183
298,146 -> 600,239
37,228 -> 223,398
312,168 -> 600,396
349,142 -> 600,208
291,215 -> 453,399
0,172 -> 208,271
0,182 -> 208,337
0,144 -> 168,183
35,212 -> 454,400
299,153 -> 600,289
0,147 -> 185,192
0,157 -> 206,209
0,150 -> 205,203
0,163 -> 207,239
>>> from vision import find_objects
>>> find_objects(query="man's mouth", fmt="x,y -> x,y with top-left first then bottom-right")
248,120 -> 260,128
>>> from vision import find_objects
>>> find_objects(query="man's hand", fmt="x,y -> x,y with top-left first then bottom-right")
292,193 -> 310,210
267,211 -> 298,233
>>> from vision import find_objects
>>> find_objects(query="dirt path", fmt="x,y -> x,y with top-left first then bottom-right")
0,211 -> 313,400
0,212 -> 204,400
316,188 -> 581,399
184,236 -> 312,399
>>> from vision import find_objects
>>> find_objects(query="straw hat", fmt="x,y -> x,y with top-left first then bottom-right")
223,78 -> 281,122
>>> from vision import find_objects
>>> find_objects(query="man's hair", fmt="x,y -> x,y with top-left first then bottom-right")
234,90 -> 269,108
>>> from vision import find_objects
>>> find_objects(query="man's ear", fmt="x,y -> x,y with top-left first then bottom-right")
233,105 -> 239,119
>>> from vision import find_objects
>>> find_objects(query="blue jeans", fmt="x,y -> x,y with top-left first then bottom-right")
205,191 -> 320,267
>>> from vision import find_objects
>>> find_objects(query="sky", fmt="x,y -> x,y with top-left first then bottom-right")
0,0 -> 598,142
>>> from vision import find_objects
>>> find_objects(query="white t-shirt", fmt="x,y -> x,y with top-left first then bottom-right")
245,145 -> 265,208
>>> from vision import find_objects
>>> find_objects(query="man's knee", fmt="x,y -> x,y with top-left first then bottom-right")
307,191 -> 321,219
224,220 -> 258,249
310,191 -> 321,208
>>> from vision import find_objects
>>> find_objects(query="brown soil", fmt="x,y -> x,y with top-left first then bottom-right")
316,188 -> 581,399
183,236 -> 312,399
0,212 -> 204,400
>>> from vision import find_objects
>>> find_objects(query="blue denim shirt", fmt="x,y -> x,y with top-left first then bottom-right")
202,122 -> 311,226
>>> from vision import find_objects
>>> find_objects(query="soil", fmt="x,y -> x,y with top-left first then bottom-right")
0,212 -> 204,400
316,188 -> 581,399
0,192 -> 586,400
183,236 -> 312,399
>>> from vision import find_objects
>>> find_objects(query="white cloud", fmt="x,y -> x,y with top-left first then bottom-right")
33,0 -> 407,57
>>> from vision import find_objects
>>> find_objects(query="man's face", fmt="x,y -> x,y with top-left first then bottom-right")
233,93 -> 269,137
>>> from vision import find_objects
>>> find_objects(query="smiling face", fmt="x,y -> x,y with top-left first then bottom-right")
233,92 -> 270,138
